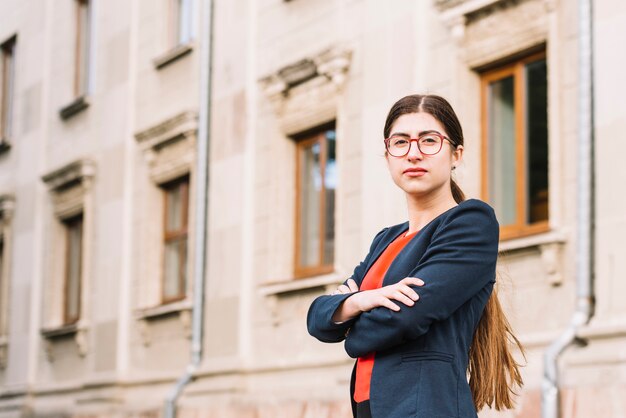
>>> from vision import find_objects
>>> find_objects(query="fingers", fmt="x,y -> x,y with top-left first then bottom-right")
377,296 -> 401,312
337,285 -> 350,294
390,289 -> 417,307
400,276 -> 425,287
331,280 -> 359,295
347,279 -> 359,292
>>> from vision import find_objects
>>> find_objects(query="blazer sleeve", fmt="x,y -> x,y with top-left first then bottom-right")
306,227 -> 389,343
344,202 -> 499,358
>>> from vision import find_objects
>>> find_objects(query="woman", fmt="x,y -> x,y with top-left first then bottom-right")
306,94 -> 524,418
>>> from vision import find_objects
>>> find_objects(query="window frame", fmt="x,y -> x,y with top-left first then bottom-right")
1,36 -> 16,144
170,0 -> 193,48
161,176 -> 190,304
480,50 -> 549,241
74,0 -> 91,98
294,126 -> 336,279
62,214 -> 83,326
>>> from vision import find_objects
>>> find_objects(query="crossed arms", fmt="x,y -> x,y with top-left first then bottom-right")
306,202 -> 499,358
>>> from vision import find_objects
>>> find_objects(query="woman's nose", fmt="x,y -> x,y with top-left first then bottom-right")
407,140 -> 423,160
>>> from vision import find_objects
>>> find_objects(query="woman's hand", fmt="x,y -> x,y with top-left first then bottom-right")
331,277 -> 424,323
331,279 -> 359,295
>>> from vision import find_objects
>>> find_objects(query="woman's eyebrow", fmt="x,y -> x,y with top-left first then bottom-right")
389,130 -> 441,137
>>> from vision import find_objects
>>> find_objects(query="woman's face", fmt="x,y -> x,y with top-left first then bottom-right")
385,112 -> 463,199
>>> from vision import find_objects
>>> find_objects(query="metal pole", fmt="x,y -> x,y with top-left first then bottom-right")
542,0 -> 594,416
164,0 -> 214,416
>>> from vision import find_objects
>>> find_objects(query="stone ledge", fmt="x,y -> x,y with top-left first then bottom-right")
135,300 -> 193,346
59,95 -> 90,120
134,299 -> 193,321
0,140 -> 11,154
41,159 -> 96,192
0,336 -> 7,369
153,42 -> 194,70
578,318 -> 626,341
498,229 -> 567,253
40,322 -> 81,338
259,271 -> 346,297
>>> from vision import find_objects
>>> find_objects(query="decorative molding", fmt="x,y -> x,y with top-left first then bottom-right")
40,322 -> 89,361
258,47 -> 351,135
135,111 -> 198,150
41,159 -> 96,192
259,46 -> 352,101
134,300 -> 193,346
0,195 -> 15,222
539,241 -> 563,286
436,0 -> 553,42
41,159 -> 96,219
135,111 -> 198,185
0,195 -> 14,369
498,229 -> 567,287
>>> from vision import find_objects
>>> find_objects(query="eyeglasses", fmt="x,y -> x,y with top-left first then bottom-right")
384,131 -> 453,157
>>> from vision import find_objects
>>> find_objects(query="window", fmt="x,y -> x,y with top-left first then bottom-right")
481,51 -> 549,240
171,0 -> 192,47
74,0 -> 91,98
1,36 -> 16,145
0,235 -> 5,334
162,177 -> 189,303
63,214 -> 83,325
294,125 -> 336,278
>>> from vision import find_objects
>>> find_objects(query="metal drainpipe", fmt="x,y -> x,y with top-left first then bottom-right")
163,0 -> 214,416
541,0 -> 595,417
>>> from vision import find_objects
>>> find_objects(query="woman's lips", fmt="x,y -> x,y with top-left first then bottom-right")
403,168 -> 427,177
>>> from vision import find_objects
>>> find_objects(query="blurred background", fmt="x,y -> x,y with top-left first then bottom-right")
0,0 -> 624,417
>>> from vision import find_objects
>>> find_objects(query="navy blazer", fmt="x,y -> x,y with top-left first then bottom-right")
307,199 -> 499,418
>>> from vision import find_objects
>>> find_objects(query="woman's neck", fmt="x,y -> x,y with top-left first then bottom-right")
404,192 -> 458,234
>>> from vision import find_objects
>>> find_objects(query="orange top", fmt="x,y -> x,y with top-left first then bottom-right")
353,228 -> 420,403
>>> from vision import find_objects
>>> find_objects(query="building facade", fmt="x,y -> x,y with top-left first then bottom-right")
0,0 -> 624,417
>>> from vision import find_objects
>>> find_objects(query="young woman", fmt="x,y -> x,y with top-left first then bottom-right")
307,94 -> 524,418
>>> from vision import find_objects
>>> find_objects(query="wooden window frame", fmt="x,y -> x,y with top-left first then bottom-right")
161,176 -> 189,304
62,214 -> 83,326
74,0 -> 90,98
1,36 -> 16,144
294,128 -> 335,279
480,50 -> 549,241
0,235 -> 5,335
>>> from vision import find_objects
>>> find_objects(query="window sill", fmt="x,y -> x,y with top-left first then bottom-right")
153,42 -> 194,70
40,322 -> 89,359
498,229 -> 567,253
134,299 -> 192,321
259,271 -> 345,297
135,300 -> 193,346
498,229 -> 567,286
0,139 -> 11,154
59,95 -> 90,120
0,336 -> 7,369
40,322 -> 84,339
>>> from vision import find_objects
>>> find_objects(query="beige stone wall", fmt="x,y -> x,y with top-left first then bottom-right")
0,0 -> 625,417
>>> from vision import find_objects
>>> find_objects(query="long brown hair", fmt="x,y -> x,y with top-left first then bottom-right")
383,94 -> 525,411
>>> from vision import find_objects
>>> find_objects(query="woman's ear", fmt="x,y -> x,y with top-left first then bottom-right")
452,145 -> 464,167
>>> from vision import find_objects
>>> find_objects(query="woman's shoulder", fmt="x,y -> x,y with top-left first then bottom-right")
440,198 -> 500,237
376,199 -> 498,243
453,198 -> 495,216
